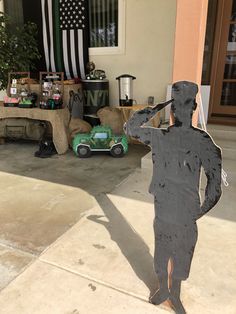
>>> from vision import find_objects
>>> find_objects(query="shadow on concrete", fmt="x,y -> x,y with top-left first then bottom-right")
87,193 -> 158,296
0,142 -> 150,196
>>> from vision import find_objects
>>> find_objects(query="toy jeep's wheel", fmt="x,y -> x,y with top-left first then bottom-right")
77,145 -> 91,158
110,144 -> 124,158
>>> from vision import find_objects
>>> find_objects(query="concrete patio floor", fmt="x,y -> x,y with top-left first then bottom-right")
0,141 -> 149,291
0,139 -> 235,313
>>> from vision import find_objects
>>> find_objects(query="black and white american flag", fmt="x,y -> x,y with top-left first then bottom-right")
23,0 -> 89,79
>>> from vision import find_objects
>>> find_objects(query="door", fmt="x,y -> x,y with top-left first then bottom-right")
209,0 -> 236,121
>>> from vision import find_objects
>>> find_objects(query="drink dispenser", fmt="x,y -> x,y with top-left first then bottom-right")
116,74 -> 136,106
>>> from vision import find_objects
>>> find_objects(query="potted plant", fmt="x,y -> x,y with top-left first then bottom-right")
0,11 -> 41,91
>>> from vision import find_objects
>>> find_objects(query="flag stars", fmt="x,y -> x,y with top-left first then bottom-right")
59,0 -> 86,30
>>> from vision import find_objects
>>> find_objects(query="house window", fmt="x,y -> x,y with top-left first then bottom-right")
88,0 -> 125,55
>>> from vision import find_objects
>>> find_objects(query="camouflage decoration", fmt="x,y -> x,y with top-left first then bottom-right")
73,125 -> 128,158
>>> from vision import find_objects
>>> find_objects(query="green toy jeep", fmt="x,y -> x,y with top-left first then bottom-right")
73,126 -> 128,158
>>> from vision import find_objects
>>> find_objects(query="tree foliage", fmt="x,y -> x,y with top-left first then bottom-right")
0,12 -> 41,90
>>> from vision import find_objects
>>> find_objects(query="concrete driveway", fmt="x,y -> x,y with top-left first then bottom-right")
0,140 -> 235,313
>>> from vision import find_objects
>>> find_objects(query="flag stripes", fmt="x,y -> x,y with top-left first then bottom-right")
53,0 -> 63,72
48,0 -> 56,72
39,0 -> 88,79
70,29 -> 78,78
74,30 -> 82,79
62,31 -> 71,79
78,30 -> 86,79
41,0 -> 50,71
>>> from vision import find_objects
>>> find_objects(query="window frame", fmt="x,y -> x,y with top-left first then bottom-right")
93,132 -> 108,139
89,0 -> 126,56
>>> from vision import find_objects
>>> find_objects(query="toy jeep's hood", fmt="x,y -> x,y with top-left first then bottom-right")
72,133 -> 91,148
75,133 -> 91,139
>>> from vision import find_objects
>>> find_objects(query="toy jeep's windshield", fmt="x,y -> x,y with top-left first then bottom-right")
93,133 -> 108,139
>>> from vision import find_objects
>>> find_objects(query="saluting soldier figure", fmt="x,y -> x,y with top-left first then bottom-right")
125,81 -> 222,313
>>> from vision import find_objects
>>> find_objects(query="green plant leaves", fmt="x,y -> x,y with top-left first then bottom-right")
0,12 -> 41,90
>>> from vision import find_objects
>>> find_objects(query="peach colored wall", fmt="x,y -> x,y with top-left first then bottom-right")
171,0 -> 209,126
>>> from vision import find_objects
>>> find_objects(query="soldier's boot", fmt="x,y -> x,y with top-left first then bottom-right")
149,275 -> 169,305
169,278 -> 186,314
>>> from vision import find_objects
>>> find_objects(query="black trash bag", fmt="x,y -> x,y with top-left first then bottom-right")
34,139 -> 57,158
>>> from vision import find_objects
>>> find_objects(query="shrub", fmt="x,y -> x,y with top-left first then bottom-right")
0,11 -> 41,90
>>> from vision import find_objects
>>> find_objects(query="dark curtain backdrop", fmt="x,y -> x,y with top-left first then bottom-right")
22,0 -> 46,77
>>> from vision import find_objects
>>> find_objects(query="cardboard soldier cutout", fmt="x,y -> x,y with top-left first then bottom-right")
125,81 -> 222,313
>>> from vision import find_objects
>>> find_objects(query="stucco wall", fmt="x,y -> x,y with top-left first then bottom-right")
90,0 -> 177,106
